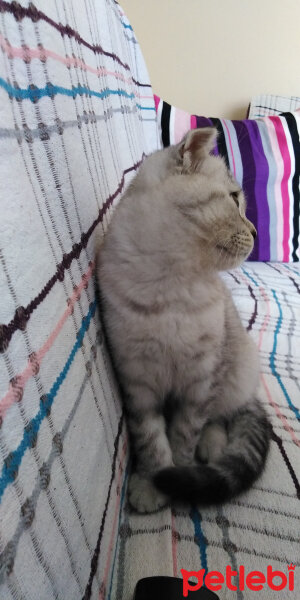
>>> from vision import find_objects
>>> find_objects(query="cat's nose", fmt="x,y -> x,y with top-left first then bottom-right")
251,226 -> 257,239
244,217 -> 257,239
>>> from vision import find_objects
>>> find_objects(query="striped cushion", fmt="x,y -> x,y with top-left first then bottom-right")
155,96 -> 300,262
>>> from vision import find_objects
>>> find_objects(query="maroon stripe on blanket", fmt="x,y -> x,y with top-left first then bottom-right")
246,284 -> 258,332
271,429 -> 300,499
82,415 -> 124,600
0,0 -> 150,88
0,157 -> 145,353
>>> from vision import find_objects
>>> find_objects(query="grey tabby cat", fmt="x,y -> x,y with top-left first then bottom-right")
98,128 -> 270,513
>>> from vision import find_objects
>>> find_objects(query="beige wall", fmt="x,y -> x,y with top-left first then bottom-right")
121,0 -> 300,119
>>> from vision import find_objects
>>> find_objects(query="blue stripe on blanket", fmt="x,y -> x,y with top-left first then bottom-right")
0,300 -> 97,502
190,507 -> 208,575
271,289 -> 300,420
0,77 -> 155,110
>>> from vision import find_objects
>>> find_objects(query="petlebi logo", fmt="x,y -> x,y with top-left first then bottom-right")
181,564 -> 296,596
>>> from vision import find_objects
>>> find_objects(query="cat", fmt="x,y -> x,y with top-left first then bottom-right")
98,127 -> 270,513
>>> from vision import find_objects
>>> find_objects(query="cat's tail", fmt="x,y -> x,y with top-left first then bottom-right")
153,401 -> 270,505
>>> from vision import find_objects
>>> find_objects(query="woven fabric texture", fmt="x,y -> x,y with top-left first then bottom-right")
112,261 -> 300,600
1,2 -> 300,600
0,1 -> 158,599
249,95 -> 300,118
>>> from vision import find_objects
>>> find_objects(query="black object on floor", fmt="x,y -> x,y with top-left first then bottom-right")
134,577 -> 220,600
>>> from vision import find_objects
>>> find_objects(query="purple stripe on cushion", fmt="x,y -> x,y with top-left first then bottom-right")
245,119 -> 270,261
232,120 -> 259,260
155,95 -> 300,262
195,116 -> 212,128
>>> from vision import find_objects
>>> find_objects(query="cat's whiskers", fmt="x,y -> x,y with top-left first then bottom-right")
216,243 -> 228,264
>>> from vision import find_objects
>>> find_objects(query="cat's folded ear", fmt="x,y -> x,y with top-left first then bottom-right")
178,127 -> 218,173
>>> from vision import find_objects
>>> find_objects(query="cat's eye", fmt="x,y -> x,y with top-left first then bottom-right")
230,191 -> 240,206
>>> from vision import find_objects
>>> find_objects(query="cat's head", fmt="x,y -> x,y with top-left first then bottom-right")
171,127 -> 256,270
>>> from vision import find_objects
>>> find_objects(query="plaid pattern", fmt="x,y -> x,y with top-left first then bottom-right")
112,262 -> 300,600
249,95 -> 300,118
0,1 -> 158,599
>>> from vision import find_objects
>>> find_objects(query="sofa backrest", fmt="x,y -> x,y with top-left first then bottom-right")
0,1 -> 159,598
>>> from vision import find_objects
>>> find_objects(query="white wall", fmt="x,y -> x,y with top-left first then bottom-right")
121,0 -> 300,119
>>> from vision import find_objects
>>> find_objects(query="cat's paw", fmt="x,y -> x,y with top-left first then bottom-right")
170,435 -> 196,466
128,473 -> 169,513
172,450 -> 194,467
197,422 -> 228,463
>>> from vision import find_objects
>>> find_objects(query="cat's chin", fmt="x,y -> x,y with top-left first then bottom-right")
215,244 -> 253,269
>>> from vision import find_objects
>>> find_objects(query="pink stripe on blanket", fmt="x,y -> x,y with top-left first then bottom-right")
0,34 -> 153,100
0,262 -> 94,421
258,285 -> 300,448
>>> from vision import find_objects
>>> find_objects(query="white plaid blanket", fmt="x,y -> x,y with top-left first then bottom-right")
111,262 -> 300,600
249,94 -> 300,118
0,1 -> 158,598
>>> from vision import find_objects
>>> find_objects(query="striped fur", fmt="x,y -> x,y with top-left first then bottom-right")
99,129 -> 271,513
154,400 -> 270,505
111,261 -> 300,600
